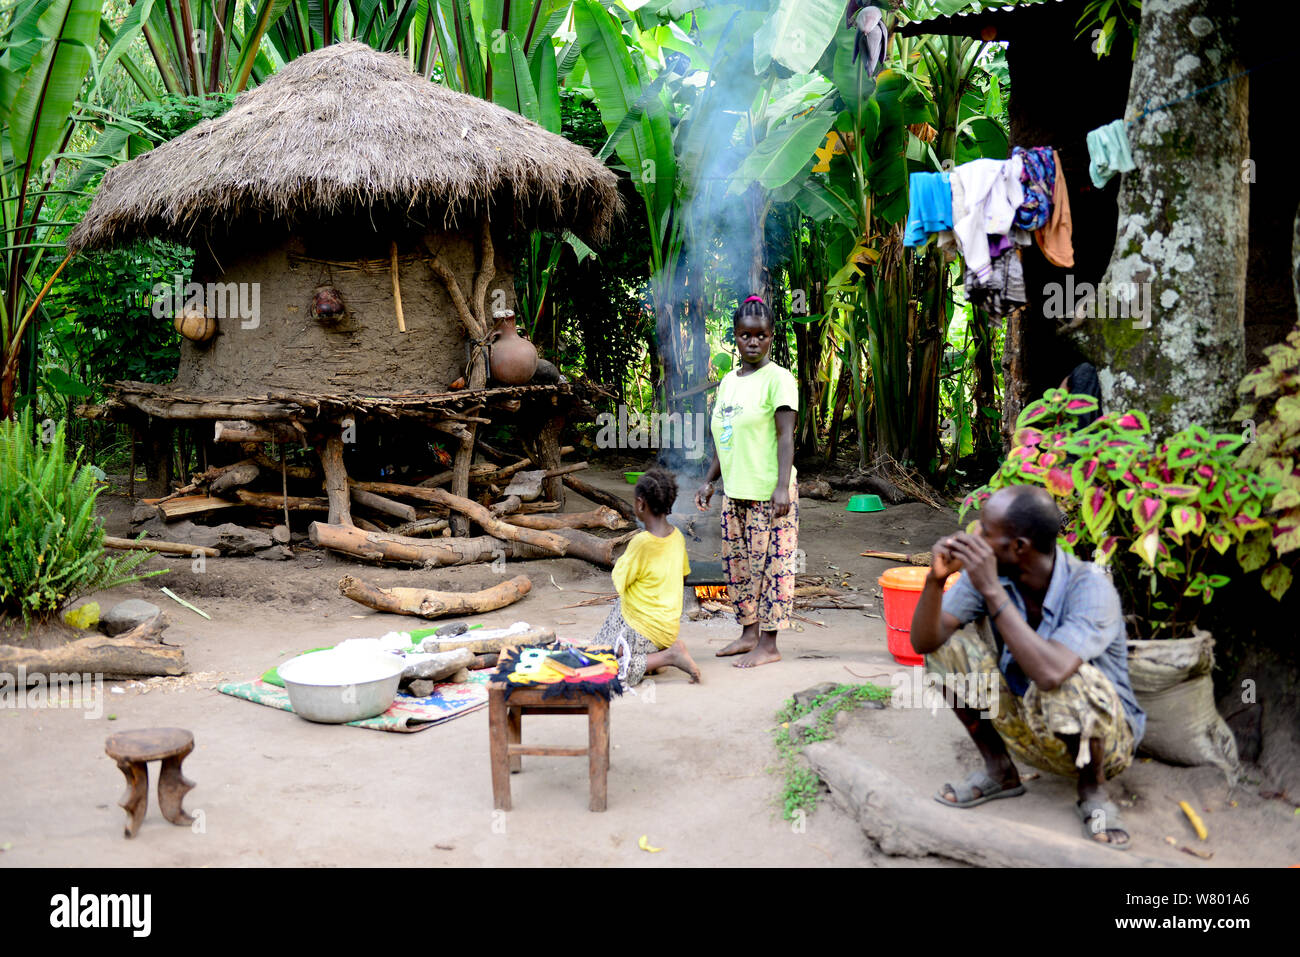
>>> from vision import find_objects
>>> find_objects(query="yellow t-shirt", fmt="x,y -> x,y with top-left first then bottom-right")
611,527 -> 691,649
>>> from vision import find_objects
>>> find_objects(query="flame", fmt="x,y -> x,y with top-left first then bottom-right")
694,585 -> 730,600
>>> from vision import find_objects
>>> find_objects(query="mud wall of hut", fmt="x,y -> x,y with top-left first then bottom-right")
173,221 -> 515,395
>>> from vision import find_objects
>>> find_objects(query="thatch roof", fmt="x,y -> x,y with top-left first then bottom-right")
67,42 -> 621,253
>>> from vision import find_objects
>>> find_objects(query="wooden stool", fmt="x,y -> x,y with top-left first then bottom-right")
104,728 -> 196,838
487,683 -> 610,812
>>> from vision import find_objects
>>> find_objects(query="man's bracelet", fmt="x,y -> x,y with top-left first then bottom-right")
990,597 -> 1010,620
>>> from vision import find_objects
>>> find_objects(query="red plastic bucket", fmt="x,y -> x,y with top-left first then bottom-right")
878,567 -> 960,666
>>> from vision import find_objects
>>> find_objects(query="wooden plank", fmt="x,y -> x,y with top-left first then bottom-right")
158,494 -> 241,519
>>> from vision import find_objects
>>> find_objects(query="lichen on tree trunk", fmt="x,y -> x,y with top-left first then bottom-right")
1071,0 -> 1248,435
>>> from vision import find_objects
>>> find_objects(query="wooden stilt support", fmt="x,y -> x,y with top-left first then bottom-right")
320,432 -> 353,527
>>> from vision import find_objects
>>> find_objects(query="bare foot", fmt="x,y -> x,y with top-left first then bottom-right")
733,645 -> 781,669
667,641 -> 701,683
716,625 -> 758,657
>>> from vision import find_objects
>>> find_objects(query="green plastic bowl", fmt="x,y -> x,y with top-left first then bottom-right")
624,471 -> 645,484
845,493 -> 885,513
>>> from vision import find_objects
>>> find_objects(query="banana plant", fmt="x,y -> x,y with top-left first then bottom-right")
1,0 -> 104,417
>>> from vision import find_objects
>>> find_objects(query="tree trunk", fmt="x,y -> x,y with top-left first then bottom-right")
1070,0 -> 1248,433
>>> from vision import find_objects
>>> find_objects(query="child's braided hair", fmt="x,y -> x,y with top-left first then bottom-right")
634,467 -> 678,517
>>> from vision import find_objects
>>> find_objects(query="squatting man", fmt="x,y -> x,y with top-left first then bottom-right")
909,485 -> 1146,850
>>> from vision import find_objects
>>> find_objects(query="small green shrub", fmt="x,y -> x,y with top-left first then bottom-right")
0,411 -> 163,624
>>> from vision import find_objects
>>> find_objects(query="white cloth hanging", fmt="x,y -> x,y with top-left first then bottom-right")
949,156 -> 1024,281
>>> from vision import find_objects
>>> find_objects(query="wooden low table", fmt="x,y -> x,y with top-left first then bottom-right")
104,728 -> 196,838
487,682 -> 610,812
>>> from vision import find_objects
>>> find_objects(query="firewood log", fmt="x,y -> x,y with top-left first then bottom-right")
0,613 -> 185,680
338,574 -> 532,619
209,463 -> 261,495
235,490 -> 330,511
103,536 -> 218,558
423,488 -> 570,554
506,507 -> 629,531
562,474 -> 636,522
349,487 -> 417,522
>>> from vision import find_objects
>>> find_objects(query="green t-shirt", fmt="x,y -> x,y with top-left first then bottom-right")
711,362 -> 798,500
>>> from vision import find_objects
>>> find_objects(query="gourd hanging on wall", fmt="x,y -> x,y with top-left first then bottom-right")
174,302 -> 217,344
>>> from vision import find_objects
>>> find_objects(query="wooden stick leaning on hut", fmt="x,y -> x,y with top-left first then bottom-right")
337,574 -> 531,619
391,240 -> 406,333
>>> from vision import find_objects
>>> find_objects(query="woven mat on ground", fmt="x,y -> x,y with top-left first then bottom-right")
217,672 -> 489,732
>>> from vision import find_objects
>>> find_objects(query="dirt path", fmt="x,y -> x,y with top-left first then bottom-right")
1,469 -> 1288,867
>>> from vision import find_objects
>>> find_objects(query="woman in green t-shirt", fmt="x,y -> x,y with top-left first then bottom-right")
694,296 -> 799,669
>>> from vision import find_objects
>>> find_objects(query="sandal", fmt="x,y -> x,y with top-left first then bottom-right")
933,770 -> 1026,809
1075,798 -> 1131,851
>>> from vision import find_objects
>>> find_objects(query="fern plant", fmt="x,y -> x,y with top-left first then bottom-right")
0,411 -> 163,624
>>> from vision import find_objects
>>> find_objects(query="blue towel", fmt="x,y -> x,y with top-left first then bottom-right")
903,171 -> 953,247
1086,119 -> 1135,188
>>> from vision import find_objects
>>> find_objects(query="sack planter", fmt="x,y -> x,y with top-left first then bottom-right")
1127,632 -> 1239,781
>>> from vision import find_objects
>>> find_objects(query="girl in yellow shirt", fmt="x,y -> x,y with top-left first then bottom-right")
589,468 -> 700,685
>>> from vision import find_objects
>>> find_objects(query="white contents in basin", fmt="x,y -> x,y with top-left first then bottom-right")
280,649 -> 403,686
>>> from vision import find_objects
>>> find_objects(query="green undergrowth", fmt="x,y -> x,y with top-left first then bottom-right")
770,682 -> 891,821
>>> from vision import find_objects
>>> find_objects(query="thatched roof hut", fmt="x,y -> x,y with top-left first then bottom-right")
67,42 -> 620,253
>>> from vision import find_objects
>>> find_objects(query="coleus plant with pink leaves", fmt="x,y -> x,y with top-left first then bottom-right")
958,388 -> 1290,641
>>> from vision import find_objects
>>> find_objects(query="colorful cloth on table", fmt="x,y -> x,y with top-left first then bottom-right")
712,362 -> 799,501
1012,145 -> 1056,231
964,247 -> 1026,320
720,485 -> 799,632
940,545 -> 1145,742
1086,119 -> 1135,188
903,171 -> 953,247
590,600 -> 657,686
493,644 -> 622,701
217,674 -> 489,732
926,619 -> 1135,780
1035,148 -> 1075,267
612,528 -> 690,649
949,156 -> 1024,281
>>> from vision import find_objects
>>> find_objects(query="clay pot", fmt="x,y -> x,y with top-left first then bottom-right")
311,284 -> 346,324
488,311 -> 538,385
174,304 -> 217,343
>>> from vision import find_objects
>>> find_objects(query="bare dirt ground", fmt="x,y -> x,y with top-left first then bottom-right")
1,467 -> 1293,867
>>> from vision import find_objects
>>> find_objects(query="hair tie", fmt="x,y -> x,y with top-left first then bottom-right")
744,295 -> 764,304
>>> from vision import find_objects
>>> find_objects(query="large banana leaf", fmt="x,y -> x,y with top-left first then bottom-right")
753,0 -> 842,74
726,105 -> 835,195
488,32 -> 538,121
529,35 -> 560,133
573,0 -> 675,226
9,0 -> 100,168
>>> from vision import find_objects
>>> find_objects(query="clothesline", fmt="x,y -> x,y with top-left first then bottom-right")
1125,54 -> 1283,127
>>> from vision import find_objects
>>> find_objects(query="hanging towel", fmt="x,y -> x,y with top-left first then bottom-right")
935,172 -> 966,261
903,171 -> 953,247
1035,148 -> 1075,268
1012,146 -> 1056,230
950,156 -> 1023,281
1086,119 -> 1135,188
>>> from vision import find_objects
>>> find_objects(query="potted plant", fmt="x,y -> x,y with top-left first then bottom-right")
959,388 -> 1289,775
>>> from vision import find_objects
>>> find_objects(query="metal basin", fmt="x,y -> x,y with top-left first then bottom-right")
277,649 -> 406,724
